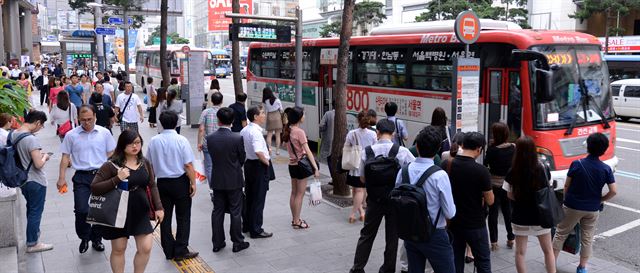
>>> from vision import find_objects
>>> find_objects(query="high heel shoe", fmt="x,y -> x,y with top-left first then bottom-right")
348,216 -> 356,223
491,242 -> 499,251
507,240 -> 514,249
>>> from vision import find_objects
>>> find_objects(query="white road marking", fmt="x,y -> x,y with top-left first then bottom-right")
594,219 -> 640,239
605,202 -> 640,214
617,138 -> 640,145
617,127 -> 640,132
617,146 -> 640,152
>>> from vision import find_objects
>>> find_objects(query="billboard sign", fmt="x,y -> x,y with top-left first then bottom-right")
598,36 -> 640,53
208,0 -> 252,31
230,24 -> 291,43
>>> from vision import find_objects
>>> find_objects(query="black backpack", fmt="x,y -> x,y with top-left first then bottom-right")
363,144 -> 401,202
390,164 -> 442,242
0,131 -> 33,188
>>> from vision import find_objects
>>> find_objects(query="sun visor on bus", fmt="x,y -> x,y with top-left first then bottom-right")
369,19 -> 522,36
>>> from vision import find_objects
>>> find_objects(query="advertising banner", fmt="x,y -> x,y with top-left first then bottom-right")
113,29 -> 138,67
451,57 -> 481,133
208,0 -> 252,31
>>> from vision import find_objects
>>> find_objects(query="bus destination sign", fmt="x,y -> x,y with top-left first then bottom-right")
230,23 -> 292,43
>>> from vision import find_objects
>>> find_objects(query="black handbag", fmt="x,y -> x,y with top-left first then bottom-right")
289,140 -> 319,178
535,164 -> 564,228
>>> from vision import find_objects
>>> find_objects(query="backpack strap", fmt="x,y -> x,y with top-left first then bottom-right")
7,131 -> 34,172
388,143 -> 400,159
365,146 -> 375,160
415,165 -> 442,188
401,164 -> 411,185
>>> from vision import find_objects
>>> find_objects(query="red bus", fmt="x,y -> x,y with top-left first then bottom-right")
246,20 -> 618,189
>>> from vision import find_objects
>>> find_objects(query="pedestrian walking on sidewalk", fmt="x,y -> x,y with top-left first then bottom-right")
344,110 -> 378,223
207,107 -> 251,253
197,92 -> 223,185
241,105 -> 273,239
318,102 -> 336,174
48,77 -> 64,112
57,105 -> 116,253
502,136 -> 556,273
284,107 -> 320,230
65,74 -> 84,108
158,89 -> 183,134
11,110 -> 54,253
397,126 -> 456,273
37,68 -> 49,106
229,93 -> 248,132
50,92 -> 78,142
262,87 -> 283,155
91,130 -> 165,273
385,102 -> 408,146
442,132 -> 494,273
146,111 -> 199,260
115,81 -> 144,133
90,92 -> 115,133
146,78 -> 157,128
553,132 -> 617,273
350,119 -> 415,273
484,122 -> 516,250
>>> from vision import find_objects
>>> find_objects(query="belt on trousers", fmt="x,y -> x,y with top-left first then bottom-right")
76,169 -> 98,175
157,173 -> 187,182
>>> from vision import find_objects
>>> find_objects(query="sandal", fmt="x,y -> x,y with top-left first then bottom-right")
491,242 -> 499,251
292,219 -> 310,229
348,216 -> 356,223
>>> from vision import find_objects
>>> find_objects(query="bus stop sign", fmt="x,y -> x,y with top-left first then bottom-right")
454,11 -> 481,44
182,46 -> 190,55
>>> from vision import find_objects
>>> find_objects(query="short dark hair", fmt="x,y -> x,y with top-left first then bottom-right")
376,119 -> 395,135
159,111 -> 179,129
236,93 -> 247,102
461,132 -> 486,150
124,81 -> 132,86
0,113 -> 13,127
24,110 -> 47,124
147,77 -> 153,84
247,105 -> 264,122
170,78 -> 178,85
70,74 -> 79,79
416,126 -> 442,158
95,71 -> 103,76
384,102 -> 398,116
211,92 -> 223,105
217,107 -> 235,125
79,104 -> 95,114
587,132 -> 609,157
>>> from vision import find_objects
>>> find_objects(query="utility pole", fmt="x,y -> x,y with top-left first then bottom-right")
94,0 -> 105,71
294,7 -> 303,107
123,8 -> 130,80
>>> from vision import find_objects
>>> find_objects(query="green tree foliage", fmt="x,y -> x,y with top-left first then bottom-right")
415,0 -> 530,29
570,0 -> 640,36
68,0 -> 145,28
0,78 -> 30,118
319,0 -> 387,37
144,26 -> 190,45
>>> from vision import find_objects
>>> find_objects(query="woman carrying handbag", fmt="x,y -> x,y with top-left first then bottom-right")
91,130 -> 165,273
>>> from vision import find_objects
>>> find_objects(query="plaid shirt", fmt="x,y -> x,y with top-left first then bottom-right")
199,106 -> 221,150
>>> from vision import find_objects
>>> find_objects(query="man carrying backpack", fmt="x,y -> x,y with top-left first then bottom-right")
393,126 -> 456,273
3,110 -> 54,253
349,119 -> 415,273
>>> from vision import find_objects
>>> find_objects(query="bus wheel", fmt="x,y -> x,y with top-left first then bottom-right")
620,116 -> 631,122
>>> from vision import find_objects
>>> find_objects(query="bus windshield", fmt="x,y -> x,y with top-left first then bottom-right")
531,45 -> 614,129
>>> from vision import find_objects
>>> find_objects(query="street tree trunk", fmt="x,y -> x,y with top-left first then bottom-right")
330,0 -> 356,197
231,0 -> 244,95
160,0 -> 170,88
604,8 -> 610,54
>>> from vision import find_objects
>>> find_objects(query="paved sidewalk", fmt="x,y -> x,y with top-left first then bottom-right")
6,101 -> 636,273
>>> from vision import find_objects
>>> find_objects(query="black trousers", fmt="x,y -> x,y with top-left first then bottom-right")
242,160 -> 269,236
39,84 -> 49,106
211,188 -> 244,248
157,174 -> 192,259
72,172 -> 102,243
488,185 -> 515,243
350,198 -> 398,273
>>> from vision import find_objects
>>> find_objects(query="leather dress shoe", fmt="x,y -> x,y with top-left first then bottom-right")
92,241 -> 105,252
174,251 -> 199,261
79,240 -> 89,254
232,242 -> 250,253
212,243 -> 226,252
250,231 -> 273,239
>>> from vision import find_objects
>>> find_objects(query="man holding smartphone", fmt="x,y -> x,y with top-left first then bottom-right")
57,105 -> 116,254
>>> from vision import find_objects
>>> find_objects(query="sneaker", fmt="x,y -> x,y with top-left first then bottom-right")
576,266 -> 588,273
26,243 -> 53,253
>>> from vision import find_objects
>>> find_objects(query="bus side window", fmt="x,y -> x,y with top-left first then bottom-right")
508,71 -> 522,140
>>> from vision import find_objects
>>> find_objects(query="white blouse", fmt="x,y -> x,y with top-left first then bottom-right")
264,98 -> 283,113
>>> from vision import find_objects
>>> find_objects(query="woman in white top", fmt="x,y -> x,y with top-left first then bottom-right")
49,91 -> 78,142
344,110 -> 378,223
79,74 -> 93,103
262,87 -> 284,155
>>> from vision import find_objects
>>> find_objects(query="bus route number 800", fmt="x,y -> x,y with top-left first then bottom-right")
346,89 -> 370,112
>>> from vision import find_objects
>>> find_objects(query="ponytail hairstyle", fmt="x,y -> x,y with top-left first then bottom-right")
282,106 -> 304,143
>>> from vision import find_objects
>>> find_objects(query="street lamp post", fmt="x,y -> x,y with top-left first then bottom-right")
87,2 -> 129,79
93,0 -> 106,71
123,7 -> 129,80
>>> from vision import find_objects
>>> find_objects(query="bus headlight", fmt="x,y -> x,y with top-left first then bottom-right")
536,147 -> 556,171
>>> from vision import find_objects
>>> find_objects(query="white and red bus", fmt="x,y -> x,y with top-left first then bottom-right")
246,20 -> 618,189
135,45 -> 215,89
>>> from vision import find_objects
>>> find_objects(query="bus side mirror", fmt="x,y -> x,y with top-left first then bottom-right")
511,49 -> 550,70
535,69 -> 554,103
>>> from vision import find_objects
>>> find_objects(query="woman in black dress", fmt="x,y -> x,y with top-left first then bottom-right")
91,130 -> 164,273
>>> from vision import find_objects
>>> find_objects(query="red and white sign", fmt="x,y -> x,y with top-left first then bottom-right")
181,45 -> 190,54
454,11 -> 481,44
598,36 -> 640,53
208,0 -> 253,32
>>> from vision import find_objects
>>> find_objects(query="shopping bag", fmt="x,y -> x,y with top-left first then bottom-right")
86,189 -> 129,228
563,224 -> 581,254
309,179 -> 323,206
535,185 -> 564,228
341,138 -> 361,171
193,155 -> 207,185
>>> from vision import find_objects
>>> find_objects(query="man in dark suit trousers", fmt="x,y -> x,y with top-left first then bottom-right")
206,107 -> 250,253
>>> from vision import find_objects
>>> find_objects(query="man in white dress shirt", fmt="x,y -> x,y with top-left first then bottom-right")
240,105 -> 273,238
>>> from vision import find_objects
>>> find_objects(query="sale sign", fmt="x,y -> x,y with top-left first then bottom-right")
208,0 -> 253,31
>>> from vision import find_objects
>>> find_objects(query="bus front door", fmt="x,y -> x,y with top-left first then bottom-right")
482,68 -> 520,141
319,65 -> 335,116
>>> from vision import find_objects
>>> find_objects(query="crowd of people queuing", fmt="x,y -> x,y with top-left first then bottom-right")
0,62 -> 619,273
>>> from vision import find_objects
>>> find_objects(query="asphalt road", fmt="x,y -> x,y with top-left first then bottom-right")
172,76 -> 640,270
